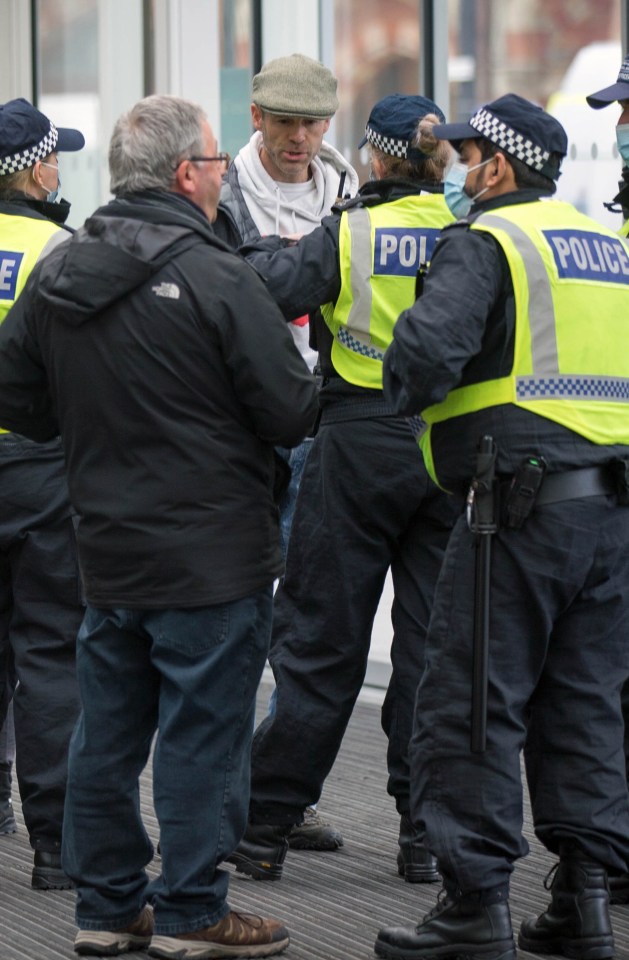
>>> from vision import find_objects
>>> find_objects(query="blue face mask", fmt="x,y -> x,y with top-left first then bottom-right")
616,124 -> 629,164
38,160 -> 60,203
443,158 -> 492,218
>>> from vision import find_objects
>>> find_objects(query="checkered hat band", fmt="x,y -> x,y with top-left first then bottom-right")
364,126 -> 409,159
469,107 -> 549,172
0,123 -> 58,176
619,58 -> 629,82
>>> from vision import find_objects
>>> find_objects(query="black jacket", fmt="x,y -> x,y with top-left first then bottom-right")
0,190 -> 318,607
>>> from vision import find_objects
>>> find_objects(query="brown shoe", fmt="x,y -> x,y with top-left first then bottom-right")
74,904 -> 153,955
148,909 -> 289,958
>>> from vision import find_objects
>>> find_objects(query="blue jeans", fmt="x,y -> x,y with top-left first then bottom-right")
62,590 -> 272,934
275,438 -> 313,563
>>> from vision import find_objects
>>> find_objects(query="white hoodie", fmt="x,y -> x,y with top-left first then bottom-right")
233,131 -> 359,369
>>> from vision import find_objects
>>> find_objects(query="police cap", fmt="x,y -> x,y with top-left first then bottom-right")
0,98 -> 85,177
358,93 -> 446,162
433,93 -> 567,181
586,54 -> 629,108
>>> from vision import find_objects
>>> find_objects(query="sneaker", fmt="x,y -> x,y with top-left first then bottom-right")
74,905 -> 153,956
226,822 -> 291,881
32,849 -> 74,890
287,807 -> 344,851
148,909 -> 289,959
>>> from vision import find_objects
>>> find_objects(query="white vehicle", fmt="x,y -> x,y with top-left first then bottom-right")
548,41 -> 624,230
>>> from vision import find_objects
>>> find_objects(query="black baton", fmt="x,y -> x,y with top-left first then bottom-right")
466,435 -> 498,753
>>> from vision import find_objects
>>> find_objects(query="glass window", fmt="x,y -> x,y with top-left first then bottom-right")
34,0 -> 101,227
333,0 -> 424,180
447,0 -> 623,228
219,0 -> 254,161
34,0 -> 144,227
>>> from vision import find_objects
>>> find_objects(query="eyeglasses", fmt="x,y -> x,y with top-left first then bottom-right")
182,153 -> 230,168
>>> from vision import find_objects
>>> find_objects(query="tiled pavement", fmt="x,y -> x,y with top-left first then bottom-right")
2,677 -> 629,960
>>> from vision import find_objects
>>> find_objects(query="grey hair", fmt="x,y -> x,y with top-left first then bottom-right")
109,94 -> 207,195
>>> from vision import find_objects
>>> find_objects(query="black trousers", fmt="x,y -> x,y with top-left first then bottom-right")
0,435 -> 83,848
248,411 -> 460,824
410,496 -> 629,894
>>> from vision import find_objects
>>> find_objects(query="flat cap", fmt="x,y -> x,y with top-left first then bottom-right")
586,54 -> 629,108
358,93 -> 446,161
434,93 -> 567,181
252,53 -> 339,119
0,97 -> 84,176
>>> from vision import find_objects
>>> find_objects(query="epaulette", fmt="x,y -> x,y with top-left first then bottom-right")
331,191 -> 382,215
441,217 -> 471,233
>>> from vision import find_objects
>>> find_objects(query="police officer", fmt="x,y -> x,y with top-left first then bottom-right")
226,94 -> 462,884
586,52 -> 629,909
587,54 -> 629,234
373,93 -> 629,960
0,98 -> 85,888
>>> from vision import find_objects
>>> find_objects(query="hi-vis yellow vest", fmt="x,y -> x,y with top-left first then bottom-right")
420,199 -> 629,482
0,213 -> 62,322
321,193 -> 454,389
0,212 -> 63,432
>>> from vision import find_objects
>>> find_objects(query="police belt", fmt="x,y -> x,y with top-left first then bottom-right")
502,464 -> 616,506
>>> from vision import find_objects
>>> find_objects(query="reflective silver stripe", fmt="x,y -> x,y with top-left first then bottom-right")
479,213 -> 629,402
345,207 -> 373,337
476,213 -> 559,375
36,229 -> 69,264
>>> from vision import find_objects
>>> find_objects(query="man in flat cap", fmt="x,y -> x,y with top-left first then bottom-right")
587,53 -> 629,232
374,93 -> 629,960
0,97 -> 85,890
214,53 -> 358,853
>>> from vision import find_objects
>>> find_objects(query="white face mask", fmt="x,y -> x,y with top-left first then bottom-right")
443,157 -> 492,218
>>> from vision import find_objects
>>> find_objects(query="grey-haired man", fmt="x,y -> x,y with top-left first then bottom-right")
0,93 -> 317,959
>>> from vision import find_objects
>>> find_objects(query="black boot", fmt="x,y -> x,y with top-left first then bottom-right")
608,872 -> 629,905
0,761 -> 17,835
226,822 -> 292,881
397,814 -> 440,883
31,842 -> 74,890
375,890 -> 515,960
518,852 -> 614,959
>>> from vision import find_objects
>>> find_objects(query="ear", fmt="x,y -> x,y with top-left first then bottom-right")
322,118 -> 331,134
31,159 -> 43,186
251,103 -> 263,131
173,158 -> 196,198
371,155 -> 386,180
486,151 -> 516,191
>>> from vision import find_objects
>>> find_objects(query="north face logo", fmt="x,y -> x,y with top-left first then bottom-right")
152,282 -> 180,299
